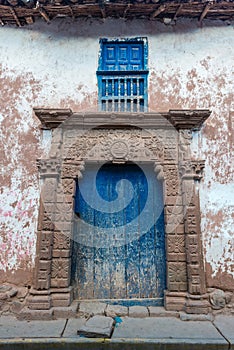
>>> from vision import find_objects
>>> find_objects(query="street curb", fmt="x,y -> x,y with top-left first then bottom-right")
0,338 -> 230,350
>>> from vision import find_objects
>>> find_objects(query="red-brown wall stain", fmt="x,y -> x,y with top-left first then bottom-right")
149,61 -> 233,289
0,66 -> 44,285
59,91 -> 98,112
0,64 -> 98,285
206,263 -> 234,291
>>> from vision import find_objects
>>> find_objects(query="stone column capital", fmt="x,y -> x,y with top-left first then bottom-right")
37,159 -> 61,178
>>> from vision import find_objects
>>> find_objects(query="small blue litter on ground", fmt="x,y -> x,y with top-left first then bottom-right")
114,317 -> 123,327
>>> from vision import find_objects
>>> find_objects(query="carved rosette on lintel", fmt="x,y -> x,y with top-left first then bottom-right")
26,109 -> 211,318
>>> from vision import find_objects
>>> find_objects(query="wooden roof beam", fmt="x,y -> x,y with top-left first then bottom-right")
100,6 -> 106,19
123,3 -> 130,19
150,4 -> 167,19
9,7 -> 21,27
68,5 -> 75,20
99,0 -> 106,19
199,2 -> 212,22
173,4 -> 183,20
39,7 -> 50,23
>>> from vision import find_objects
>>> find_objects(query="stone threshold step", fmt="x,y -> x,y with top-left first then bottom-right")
0,339 -> 229,350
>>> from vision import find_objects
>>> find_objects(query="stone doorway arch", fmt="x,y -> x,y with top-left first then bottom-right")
27,109 -> 211,317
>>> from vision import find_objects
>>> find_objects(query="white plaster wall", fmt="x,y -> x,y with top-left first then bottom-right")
0,18 -> 233,286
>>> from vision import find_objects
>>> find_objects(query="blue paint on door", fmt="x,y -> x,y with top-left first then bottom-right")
72,163 -> 166,303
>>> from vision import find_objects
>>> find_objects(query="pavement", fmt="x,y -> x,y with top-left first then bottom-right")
0,314 -> 233,350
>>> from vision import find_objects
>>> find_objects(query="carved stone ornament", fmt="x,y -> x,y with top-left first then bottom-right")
209,289 -> 233,310
179,160 -> 205,180
65,128 -> 178,164
110,140 -> 129,159
28,109 -> 212,318
37,159 -> 61,177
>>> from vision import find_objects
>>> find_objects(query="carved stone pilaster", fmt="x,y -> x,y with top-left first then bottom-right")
34,258 -> 52,291
49,128 -> 63,158
179,159 -> 207,313
184,201 -> 207,296
33,199 -> 55,293
51,258 -> 71,288
179,130 -> 192,162
33,159 -> 61,298
163,165 -> 182,206
56,179 -> 75,204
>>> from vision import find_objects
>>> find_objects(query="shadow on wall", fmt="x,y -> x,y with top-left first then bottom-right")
16,17 -> 233,39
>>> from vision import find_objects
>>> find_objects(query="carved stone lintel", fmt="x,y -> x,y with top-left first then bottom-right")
110,140 -> 129,159
34,108 -> 72,129
168,109 -> 211,130
34,109 -> 211,131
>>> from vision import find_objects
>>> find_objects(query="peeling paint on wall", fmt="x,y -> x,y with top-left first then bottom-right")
0,18 -> 233,289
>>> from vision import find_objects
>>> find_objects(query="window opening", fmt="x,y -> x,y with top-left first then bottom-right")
97,38 -> 148,112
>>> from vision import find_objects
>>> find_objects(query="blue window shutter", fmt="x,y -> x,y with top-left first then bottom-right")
97,38 -> 148,112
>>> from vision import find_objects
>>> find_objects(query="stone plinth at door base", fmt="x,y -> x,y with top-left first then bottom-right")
18,301 -> 79,320
21,290 -> 211,320
19,287 -> 77,320
185,293 -> 210,314
26,286 -> 74,310
165,291 -> 210,314
19,297 -> 212,321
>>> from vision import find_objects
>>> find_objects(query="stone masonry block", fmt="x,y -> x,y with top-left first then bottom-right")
77,315 -> 114,338
105,304 -> 128,317
78,302 -> 107,317
129,306 -> 149,317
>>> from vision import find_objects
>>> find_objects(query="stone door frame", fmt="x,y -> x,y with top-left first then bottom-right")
28,109 -> 211,315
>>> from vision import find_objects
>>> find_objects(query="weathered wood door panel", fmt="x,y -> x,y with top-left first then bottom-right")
72,163 -> 166,302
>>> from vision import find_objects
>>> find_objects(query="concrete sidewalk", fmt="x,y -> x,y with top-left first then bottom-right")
0,314 -> 233,350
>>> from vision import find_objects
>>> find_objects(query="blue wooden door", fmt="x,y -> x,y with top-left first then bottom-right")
72,163 -> 166,303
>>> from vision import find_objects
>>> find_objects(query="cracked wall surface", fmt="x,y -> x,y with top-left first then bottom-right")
0,18 -> 233,293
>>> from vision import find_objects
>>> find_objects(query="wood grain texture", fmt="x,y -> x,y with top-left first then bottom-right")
72,163 -> 166,303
